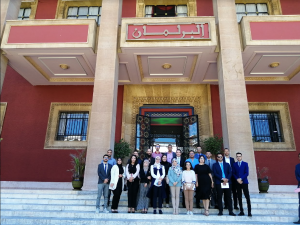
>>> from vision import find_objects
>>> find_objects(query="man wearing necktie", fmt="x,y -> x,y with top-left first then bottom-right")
96,154 -> 113,214
213,153 -> 236,216
232,152 -> 252,217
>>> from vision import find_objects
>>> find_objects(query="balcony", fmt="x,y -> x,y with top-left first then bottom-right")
118,17 -> 218,84
1,19 -> 97,85
240,15 -> 300,84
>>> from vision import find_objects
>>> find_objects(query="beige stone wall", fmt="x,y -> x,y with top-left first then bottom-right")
122,84 -> 213,148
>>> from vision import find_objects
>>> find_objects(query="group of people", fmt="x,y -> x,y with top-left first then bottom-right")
95,145 -> 252,217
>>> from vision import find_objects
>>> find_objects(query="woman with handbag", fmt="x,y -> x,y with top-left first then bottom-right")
137,159 -> 151,213
161,155 -> 171,208
126,155 -> 140,213
168,158 -> 182,214
109,158 -> 125,213
182,161 -> 196,215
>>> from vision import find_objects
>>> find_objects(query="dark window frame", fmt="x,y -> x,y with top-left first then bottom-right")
56,112 -> 89,141
145,5 -> 187,17
67,6 -> 102,25
249,112 -> 284,143
18,8 -> 31,20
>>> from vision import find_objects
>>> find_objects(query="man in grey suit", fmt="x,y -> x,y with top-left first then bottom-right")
205,150 -> 217,208
96,154 -> 112,213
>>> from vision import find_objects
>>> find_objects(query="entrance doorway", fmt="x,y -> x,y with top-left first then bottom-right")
135,108 -> 200,153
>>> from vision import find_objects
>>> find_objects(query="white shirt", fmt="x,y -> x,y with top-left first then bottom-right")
177,157 -> 181,165
150,165 -> 165,179
225,156 -> 230,164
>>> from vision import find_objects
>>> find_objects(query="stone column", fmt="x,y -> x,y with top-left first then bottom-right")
213,0 -> 259,193
1,0 -> 22,93
82,0 -> 122,190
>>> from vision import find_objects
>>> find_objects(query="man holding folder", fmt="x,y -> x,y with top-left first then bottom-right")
213,152 -> 236,216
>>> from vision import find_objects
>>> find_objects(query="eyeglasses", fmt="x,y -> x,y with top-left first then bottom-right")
217,156 -> 223,158
103,157 -> 108,159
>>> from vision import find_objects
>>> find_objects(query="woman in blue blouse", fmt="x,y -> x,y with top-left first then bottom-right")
168,158 -> 182,215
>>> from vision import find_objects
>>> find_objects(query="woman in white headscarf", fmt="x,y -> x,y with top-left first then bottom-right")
137,159 -> 151,213
168,158 -> 182,214
147,156 -> 166,214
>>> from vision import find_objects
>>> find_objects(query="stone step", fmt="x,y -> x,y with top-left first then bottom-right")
0,189 -> 297,198
1,193 -> 297,203
1,198 -> 297,209
0,216 -> 295,225
0,203 -> 297,215
0,209 -> 297,223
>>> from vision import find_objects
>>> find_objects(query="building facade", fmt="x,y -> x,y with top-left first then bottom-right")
1,0 -> 300,192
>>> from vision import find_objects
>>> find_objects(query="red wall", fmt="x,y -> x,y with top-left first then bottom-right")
35,0 -> 58,19
197,0 -> 214,16
122,0 -> 136,17
0,66 -> 124,182
281,0 -> 300,15
211,84 -> 300,185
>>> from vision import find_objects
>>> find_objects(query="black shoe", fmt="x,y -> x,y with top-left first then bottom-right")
229,212 -> 236,216
159,210 -> 163,214
218,212 -> 223,216
234,207 -> 239,210
248,213 -> 253,217
196,204 -> 200,208
294,222 -> 300,224
214,206 -> 219,209
224,206 -> 228,209
238,212 -> 245,216
153,210 -> 157,214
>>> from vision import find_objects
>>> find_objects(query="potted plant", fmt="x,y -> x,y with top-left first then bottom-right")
203,135 -> 223,156
257,167 -> 269,193
68,149 -> 86,190
114,139 -> 132,159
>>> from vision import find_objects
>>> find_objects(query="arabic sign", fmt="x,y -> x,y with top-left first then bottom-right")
126,23 -> 210,41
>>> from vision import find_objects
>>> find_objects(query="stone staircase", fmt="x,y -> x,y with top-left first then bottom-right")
0,188 -> 298,225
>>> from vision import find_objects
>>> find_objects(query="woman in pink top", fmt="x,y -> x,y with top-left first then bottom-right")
182,161 -> 196,215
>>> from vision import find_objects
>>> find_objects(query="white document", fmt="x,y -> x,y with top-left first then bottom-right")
221,182 -> 229,189
154,179 -> 162,187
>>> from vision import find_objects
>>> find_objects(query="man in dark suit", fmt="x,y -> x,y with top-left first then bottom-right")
143,148 -> 155,166
96,154 -> 112,213
232,152 -> 252,217
175,149 -> 186,169
223,148 -> 238,210
213,152 -> 236,216
294,153 -> 300,224
205,150 -> 217,208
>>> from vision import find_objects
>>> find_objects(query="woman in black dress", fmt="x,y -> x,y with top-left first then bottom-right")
126,155 -> 140,213
161,155 -> 171,208
194,155 -> 214,216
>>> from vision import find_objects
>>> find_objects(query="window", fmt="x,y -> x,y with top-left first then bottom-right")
18,8 -> 31,20
250,112 -> 284,142
56,112 -> 89,141
67,6 -> 102,25
145,5 -> 187,17
235,3 -> 268,22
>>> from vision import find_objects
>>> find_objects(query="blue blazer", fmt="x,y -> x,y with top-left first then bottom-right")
98,163 -> 112,184
232,161 -> 249,184
213,162 -> 232,185
205,159 -> 216,176
295,164 -> 300,187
